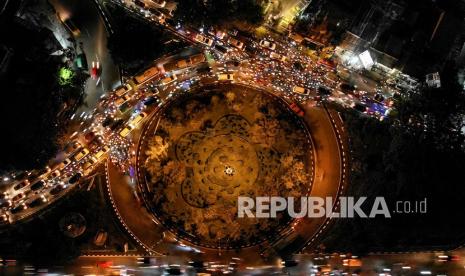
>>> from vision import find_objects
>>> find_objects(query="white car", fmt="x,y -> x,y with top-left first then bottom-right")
259,39 -> 276,50
194,34 -> 214,47
270,52 -> 287,62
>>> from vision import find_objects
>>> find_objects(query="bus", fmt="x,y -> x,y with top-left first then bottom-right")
134,66 -> 159,84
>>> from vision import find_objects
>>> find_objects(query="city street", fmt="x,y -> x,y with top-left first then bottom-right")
49,0 -> 120,113
1,0 -> 453,274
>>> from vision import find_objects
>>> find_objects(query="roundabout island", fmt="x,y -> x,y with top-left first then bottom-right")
137,84 -> 314,249
106,82 -> 347,264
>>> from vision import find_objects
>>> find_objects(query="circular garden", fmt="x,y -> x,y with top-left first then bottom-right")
137,84 -> 314,248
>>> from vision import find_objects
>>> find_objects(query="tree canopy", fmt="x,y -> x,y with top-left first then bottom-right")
106,3 -> 187,74
321,62 -> 465,253
0,19 -> 84,171
173,0 -> 264,27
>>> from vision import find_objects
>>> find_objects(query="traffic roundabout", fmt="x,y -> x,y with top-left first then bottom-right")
136,83 -> 314,249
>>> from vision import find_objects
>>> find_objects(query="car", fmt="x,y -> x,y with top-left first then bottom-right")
217,73 -> 234,81
160,7 -> 174,17
74,148 -> 90,161
164,264 -> 181,275
352,102 -> 367,113
282,260 -> 298,267
115,94 -> 131,107
189,53 -> 206,66
259,39 -> 276,50
102,117 -> 114,128
68,173 -> 82,184
13,171 -> 28,180
82,160 -> 96,175
86,137 -> 101,150
27,195 -> 47,208
10,203 -> 27,214
38,166 -> 52,176
114,84 -> 132,97
119,127 -> 132,138
62,18 -> 80,36
93,145 -> 110,160
50,184 -> 65,196
57,158 -> 72,170
84,131 -> 96,142
0,200 -> 12,208
151,87 -> 160,95
13,181 -> 29,191
137,257 -> 153,265
228,28 -> 238,36
340,83 -> 356,93
30,180 -> 46,191
50,170 -> 61,178
228,37 -> 244,49
97,261 -> 113,268
147,8 -> 165,23
129,112 -> 147,128
270,52 -> 287,62
214,44 -> 229,55
188,260 -> 205,270
118,102 -> 131,114
66,141 -> 83,154
133,0 -> 146,9
150,0 -> 166,7
143,96 -> 160,106
91,61 -> 100,79
292,86 -> 310,95
110,119 -> 125,131
160,74 -> 177,85
374,93 -> 385,102
289,103 -> 305,117
318,86 -> 332,96
216,30 -> 226,40
437,255 -> 460,262
342,258 -> 362,267
194,34 -> 214,47
0,214 -> 9,224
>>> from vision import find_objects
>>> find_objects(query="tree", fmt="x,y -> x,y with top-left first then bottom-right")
321,63 -> 465,252
106,3 -> 187,74
174,0 -> 264,27
0,19 -> 83,171
394,62 -> 465,150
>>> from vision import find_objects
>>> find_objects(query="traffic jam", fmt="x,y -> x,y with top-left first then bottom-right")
1,0 -> 398,225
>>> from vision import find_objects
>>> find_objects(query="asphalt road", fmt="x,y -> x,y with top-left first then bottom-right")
49,0 -> 120,113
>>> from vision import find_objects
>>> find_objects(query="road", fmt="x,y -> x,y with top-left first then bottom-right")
4,250 -> 465,275
100,70 -> 346,267
49,0 -> 120,113
0,0 -> 431,272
